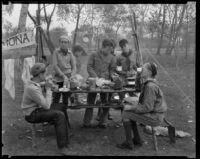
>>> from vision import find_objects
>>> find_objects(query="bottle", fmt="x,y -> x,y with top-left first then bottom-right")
135,67 -> 142,92
63,77 -> 68,88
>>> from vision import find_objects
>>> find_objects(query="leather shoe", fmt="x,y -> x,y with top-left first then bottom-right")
132,138 -> 143,147
59,147 -> 69,156
95,116 -> 100,121
116,141 -> 133,150
98,124 -> 107,129
108,115 -> 113,120
81,124 -> 97,128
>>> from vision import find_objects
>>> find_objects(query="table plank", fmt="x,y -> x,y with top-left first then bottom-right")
54,88 -> 136,93
66,104 -> 124,109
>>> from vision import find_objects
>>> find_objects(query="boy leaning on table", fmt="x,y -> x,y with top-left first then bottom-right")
82,39 -> 116,128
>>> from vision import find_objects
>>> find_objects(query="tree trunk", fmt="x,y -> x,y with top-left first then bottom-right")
72,8 -> 81,49
36,5 -> 41,63
185,7 -> 188,59
90,4 -> 94,50
174,42 -> 180,69
130,13 -> 143,66
40,28 -> 54,55
17,5 -> 29,68
166,4 -> 178,55
156,5 -> 162,39
18,4 -> 29,32
156,4 -> 166,55
16,4 -> 30,91
139,17 -> 144,41
43,4 -> 56,55
151,32 -> 154,40
168,4 -> 187,56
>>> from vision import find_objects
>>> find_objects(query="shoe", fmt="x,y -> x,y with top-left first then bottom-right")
59,147 -> 69,156
98,124 -> 107,129
95,116 -> 100,121
81,124 -> 98,128
108,115 -> 113,120
116,141 -> 133,150
69,131 -> 74,137
132,138 -> 143,147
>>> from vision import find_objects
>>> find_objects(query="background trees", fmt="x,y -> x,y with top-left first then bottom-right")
2,3 -> 196,58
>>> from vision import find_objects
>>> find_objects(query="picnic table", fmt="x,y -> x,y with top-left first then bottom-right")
53,87 -> 138,109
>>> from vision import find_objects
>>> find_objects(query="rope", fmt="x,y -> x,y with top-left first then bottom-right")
142,47 -> 194,107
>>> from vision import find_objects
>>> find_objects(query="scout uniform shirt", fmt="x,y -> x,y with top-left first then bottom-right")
52,48 -> 76,82
87,50 -> 116,80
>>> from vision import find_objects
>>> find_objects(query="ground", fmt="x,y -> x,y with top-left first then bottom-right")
2,49 -> 195,156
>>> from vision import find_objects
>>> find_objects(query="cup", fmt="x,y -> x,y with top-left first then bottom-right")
137,67 -> 142,73
88,78 -> 96,90
117,66 -> 122,71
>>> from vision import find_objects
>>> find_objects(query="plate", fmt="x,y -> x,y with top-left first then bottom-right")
127,81 -> 135,85
59,87 -> 69,92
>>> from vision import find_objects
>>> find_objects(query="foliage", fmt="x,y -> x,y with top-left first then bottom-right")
49,27 -> 68,48
56,4 -> 70,22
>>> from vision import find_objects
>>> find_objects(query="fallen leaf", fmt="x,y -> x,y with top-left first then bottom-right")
27,136 -> 32,140
103,136 -> 108,139
37,129 -> 43,133
2,130 -> 5,135
188,120 -> 193,123
26,129 -> 31,133
18,135 -> 23,140
176,131 -> 192,137
192,138 -> 196,143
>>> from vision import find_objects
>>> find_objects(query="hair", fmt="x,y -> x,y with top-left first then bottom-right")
59,35 -> 70,42
72,45 -> 85,54
31,63 -> 46,77
147,62 -> 157,78
119,39 -> 128,48
102,39 -> 114,48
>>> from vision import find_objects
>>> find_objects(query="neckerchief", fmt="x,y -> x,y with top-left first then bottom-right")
60,48 -> 68,56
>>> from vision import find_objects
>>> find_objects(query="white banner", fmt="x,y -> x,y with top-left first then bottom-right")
2,30 -> 35,51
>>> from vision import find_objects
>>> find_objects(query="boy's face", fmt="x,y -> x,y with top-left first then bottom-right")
141,63 -> 151,81
60,39 -> 69,50
39,70 -> 46,82
121,43 -> 129,54
102,46 -> 112,56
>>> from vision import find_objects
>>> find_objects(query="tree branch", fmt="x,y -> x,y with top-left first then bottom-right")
28,11 -> 36,25
43,4 -> 49,24
49,4 -> 56,24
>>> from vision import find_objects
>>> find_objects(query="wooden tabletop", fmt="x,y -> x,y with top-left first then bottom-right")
53,87 -> 136,93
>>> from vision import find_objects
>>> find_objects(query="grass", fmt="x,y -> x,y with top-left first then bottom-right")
2,48 -> 195,156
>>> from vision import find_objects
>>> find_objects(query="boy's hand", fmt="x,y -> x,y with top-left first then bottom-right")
45,80 -> 54,88
123,104 -> 137,111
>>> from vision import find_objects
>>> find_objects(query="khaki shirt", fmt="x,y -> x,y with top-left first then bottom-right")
52,48 -> 76,82
116,49 -> 138,73
87,50 -> 116,79
135,79 -> 168,114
